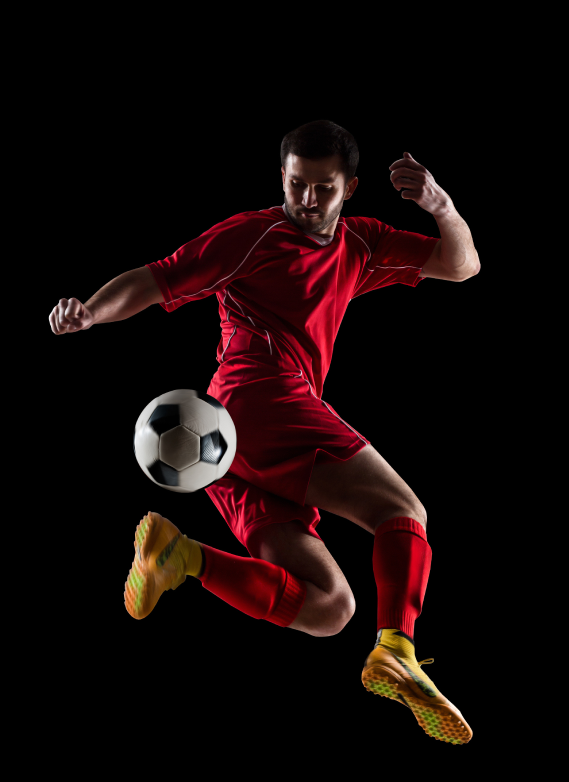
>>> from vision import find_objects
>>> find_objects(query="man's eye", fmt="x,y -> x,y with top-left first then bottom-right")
291,181 -> 331,190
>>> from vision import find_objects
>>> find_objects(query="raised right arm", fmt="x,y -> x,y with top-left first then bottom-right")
49,266 -> 164,335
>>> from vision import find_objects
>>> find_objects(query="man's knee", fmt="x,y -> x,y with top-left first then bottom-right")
411,504 -> 427,531
309,587 -> 356,637
331,589 -> 357,635
372,502 -> 427,532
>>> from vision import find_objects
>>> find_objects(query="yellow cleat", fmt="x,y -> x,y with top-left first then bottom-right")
362,630 -> 473,745
124,511 -> 190,620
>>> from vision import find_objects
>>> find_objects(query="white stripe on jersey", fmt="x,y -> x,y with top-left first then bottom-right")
163,220 -> 288,306
290,366 -> 368,444
338,219 -> 422,271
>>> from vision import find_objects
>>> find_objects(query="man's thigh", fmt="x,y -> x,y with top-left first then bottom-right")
247,519 -> 349,596
304,443 -> 426,533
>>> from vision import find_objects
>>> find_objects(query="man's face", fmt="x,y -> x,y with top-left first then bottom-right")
282,153 -> 357,235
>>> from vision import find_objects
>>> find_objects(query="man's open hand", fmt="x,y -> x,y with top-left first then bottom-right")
389,152 -> 453,217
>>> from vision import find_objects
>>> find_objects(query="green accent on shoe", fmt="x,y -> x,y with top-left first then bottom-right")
128,568 -> 145,612
128,569 -> 143,592
413,704 -> 447,741
393,654 -> 438,698
136,517 -> 149,548
156,533 -> 181,567
367,679 -> 398,698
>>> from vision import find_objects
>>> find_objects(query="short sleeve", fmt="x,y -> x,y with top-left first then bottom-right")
349,217 -> 440,299
146,212 -> 268,312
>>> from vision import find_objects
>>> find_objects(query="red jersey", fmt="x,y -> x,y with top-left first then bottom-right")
146,204 -> 439,400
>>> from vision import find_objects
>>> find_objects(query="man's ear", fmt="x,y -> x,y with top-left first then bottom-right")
345,177 -> 358,200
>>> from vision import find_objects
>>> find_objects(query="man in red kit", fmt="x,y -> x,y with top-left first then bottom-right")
49,120 -> 480,744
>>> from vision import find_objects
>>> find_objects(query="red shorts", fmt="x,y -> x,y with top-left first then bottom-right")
205,336 -> 370,553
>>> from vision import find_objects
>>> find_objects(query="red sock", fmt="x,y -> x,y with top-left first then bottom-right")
373,517 -> 432,639
197,543 -> 307,627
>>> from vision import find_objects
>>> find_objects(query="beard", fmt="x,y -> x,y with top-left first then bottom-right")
284,194 -> 344,235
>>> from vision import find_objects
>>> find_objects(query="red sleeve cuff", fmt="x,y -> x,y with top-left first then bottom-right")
146,263 -> 174,311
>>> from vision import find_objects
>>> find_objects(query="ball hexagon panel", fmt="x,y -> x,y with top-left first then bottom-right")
134,389 -> 197,433
148,460 -> 180,487
198,393 -> 225,411
177,396 -> 219,438
200,430 -> 227,464
213,404 -> 237,474
148,404 -> 180,436
160,425 -> 201,470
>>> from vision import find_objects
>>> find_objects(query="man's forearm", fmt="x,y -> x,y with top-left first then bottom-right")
84,267 -> 160,324
433,206 -> 480,280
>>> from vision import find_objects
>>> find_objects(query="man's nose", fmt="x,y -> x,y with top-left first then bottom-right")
302,187 -> 319,207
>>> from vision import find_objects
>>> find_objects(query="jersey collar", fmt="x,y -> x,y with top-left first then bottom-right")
281,203 -> 334,246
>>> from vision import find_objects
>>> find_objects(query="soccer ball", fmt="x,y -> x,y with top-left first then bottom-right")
133,389 -> 237,493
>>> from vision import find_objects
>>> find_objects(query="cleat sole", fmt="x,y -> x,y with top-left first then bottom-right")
362,665 -> 472,745
124,512 -> 160,620
124,511 -> 187,619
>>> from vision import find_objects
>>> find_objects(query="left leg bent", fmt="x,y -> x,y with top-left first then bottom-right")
247,520 -> 356,637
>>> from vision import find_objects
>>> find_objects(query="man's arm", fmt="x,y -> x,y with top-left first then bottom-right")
49,266 -> 164,335
389,151 -> 480,282
84,266 -> 164,324
419,208 -> 480,282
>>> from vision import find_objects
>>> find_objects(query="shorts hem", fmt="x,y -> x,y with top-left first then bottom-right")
244,515 -> 322,554
299,437 -> 370,507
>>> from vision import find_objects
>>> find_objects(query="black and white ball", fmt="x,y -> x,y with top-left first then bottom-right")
133,389 -> 237,493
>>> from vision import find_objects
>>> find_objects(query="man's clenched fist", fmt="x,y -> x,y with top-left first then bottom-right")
49,297 -> 94,335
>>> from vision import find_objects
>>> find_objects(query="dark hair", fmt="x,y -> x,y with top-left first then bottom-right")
280,120 -> 359,184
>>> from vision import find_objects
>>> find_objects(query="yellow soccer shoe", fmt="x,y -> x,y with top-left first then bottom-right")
362,629 -> 472,745
124,511 -> 201,620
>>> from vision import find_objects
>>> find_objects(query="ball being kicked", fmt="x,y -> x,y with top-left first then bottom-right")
133,389 -> 237,493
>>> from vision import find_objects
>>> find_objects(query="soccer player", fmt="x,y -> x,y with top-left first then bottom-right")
49,120 -> 480,744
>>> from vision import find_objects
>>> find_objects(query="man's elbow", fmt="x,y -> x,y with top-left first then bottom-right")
460,257 -> 481,281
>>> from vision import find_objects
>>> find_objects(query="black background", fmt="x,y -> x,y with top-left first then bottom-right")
40,67 -> 511,763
